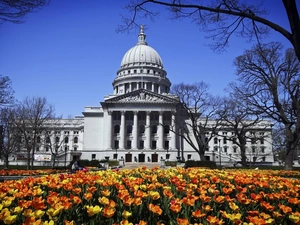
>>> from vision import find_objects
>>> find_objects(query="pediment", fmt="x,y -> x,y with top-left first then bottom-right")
105,90 -> 179,104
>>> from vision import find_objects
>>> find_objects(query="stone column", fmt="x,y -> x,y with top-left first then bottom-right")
158,111 -> 164,149
152,83 -> 155,92
145,111 -> 151,149
132,111 -> 138,149
107,111 -> 112,150
129,83 -> 132,92
158,85 -> 161,94
119,111 -> 126,149
170,111 -> 176,150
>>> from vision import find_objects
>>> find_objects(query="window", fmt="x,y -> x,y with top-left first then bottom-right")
164,125 -> 170,134
233,147 -> 237,153
37,136 -> 41,143
139,125 -> 145,134
251,138 -> 256,144
214,146 -> 218,152
36,147 -> 40,152
260,138 -> 264,145
74,131 -> 79,135
151,141 -> 157,149
74,137 -> 78,143
114,140 -> 119,149
205,137 -> 208,143
127,125 -> 132,134
139,141 -> 144,149
223,137 -> 227,144
126,140 -> 131,149
164,141 -> 169,150
262,156 -> 266,162
64,131 -> 69,135
187,154 -> 192,160
56,137 -> 60,143
74,147 -> 77,151
252,147 -> 255,153
214,138 -> 218,144
260,147 -> 265,153
114,125 -> 120,134
64,146 -> 68,151
56,131 -> 60,135
113,113 -> 121,120
232,138 -> 237,144
152,125 -> 157,134
46,137 -> 50,144
46,147 -> 49,152
223,146 -> 228,153
64,137 -> 69,144
126,113 -> 133,120
92,154 -> 96,160
151,114 -> 159,120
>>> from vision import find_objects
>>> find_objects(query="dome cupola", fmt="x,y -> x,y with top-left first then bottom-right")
120,25 -> 163,69
113,25 -> 171,95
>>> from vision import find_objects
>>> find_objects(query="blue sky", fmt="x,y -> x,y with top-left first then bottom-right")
0,0 -> 295,117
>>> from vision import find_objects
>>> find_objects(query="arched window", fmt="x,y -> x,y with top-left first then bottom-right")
74,137 -> 78,143
114,125 -> 120,134
139,125 -> 145,134
56,137 -> 60,143
46,137 -> 50,144
64,137 -> 69,144
127,125 -> 132,134
152,125 -> 157,134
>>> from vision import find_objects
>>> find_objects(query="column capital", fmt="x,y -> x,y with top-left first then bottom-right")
133,111 -> 139,115
108,110 -> 113,115
121,111 -> 126,115
146,111 -> 151,116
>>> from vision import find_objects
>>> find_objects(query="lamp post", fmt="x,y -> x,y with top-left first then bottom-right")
218,139 -> 221,167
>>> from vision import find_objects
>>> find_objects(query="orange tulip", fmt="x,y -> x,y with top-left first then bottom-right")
176,218 -> 189,225
192,209 -> 206,218
148,203 -> 162,216
102,206 -> 115,218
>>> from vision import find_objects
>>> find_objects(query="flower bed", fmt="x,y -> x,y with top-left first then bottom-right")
0,169 -> 68,177
0,167 -> 299,224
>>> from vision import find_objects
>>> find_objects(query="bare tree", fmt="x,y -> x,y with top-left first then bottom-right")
231,42 -> 300,170
13,96 -> 55,169
0,0 -> 49,24
0,75 -> 14,106
40,118 -> 83,168
120,0 -> 300,61
0,107 -> 20,168
217,96 -> 271,166
171,81 -> 221,161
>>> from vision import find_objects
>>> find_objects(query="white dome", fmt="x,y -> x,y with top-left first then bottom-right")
120,44 -> 163,68
120,25 -> 163,69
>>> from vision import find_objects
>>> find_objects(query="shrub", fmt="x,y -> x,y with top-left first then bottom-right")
185,160 -> 217,169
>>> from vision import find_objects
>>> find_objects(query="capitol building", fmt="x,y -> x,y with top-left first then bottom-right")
15,26 -> 274,166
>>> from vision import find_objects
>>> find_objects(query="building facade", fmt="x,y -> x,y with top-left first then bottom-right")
9,26 -> 274,166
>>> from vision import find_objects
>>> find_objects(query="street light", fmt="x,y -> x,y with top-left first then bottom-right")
218,139 -> 221,167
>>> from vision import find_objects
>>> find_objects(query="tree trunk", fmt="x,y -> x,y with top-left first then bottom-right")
27,149 -> 30,170
4,156 -> 9,169
240,146 -> 247,166
284,150 -> 294,170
